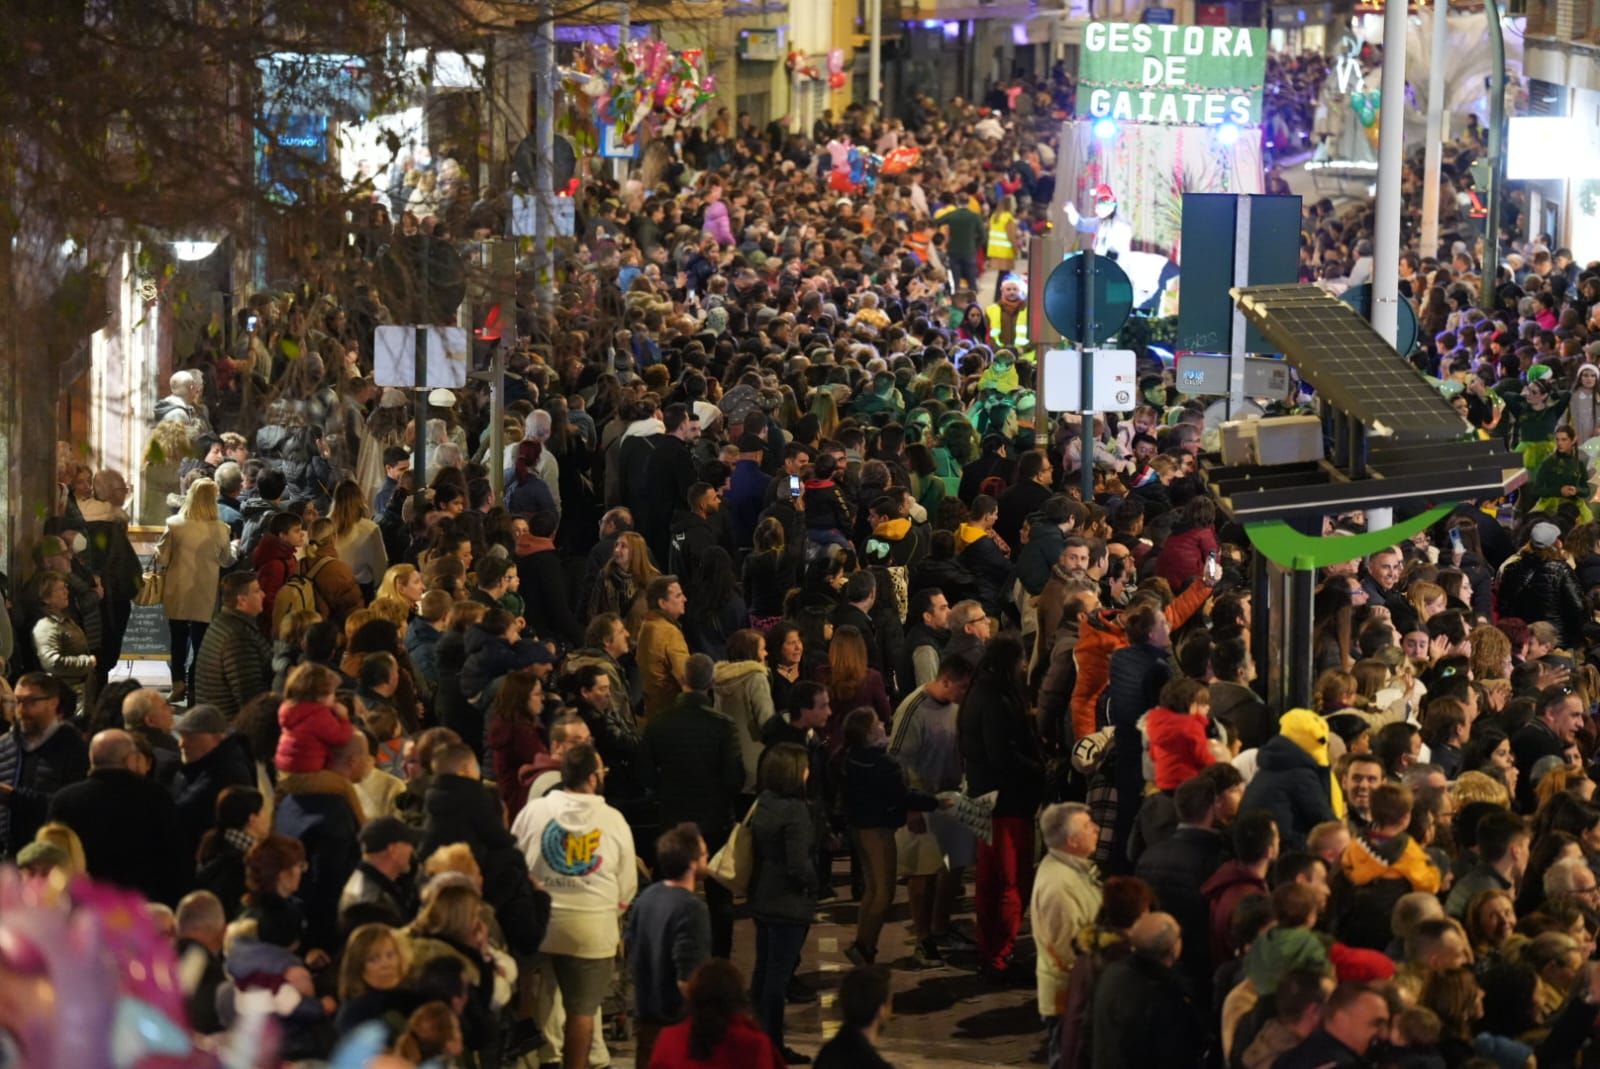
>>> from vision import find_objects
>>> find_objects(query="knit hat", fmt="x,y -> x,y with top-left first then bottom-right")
1243,926 -> 1330,995
1328,944 -> 1396,984
704,306 -> 729,336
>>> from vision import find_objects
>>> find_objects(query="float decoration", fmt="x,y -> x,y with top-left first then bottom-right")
560,40 -> 719,143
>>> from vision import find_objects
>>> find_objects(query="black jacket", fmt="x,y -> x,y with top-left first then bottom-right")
196,838 -> 250,918
830,603 -> 880,666
1133,825 -> 1228,990
746,791 -> 818,925
1208,681 -> 1273,752
1238,735 -> 1336,849
48,767 -> 189,905
958,533 -> 1013,616
0,720 -> 89,857
909,556 -> 980,605
842,744 -> 937,830
1498,551 -> 1586,648
997,480 -> 1052,552
515,547 -> 585,649
643,435 -> 698,559
174,734 -> 256,859
668,509 -> 723,594
957,677 -> 1044,818
641,693 -> 745,846
432,629 -> 475,753
1088,952 -> 1206,1069
417,771 -> 549,953
274,783 -> 362,953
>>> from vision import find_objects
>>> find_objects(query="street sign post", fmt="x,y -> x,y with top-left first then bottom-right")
1042,251 -> 1135,499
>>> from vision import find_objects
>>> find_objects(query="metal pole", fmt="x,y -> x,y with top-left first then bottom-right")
868,0 -> 883,106
614,2 -> 631,184
1420,0 -> 1450,259
533,0 -> 557,313
489,344 -> 506,502
1079,250 -> 1096,503
1229,196 -> 1252,419
414,236 -> 430,486
1371,0 -> 1406,350
1480,0 -> 1507,310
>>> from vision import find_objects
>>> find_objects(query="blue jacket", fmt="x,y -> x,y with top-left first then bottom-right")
504,471 -> 556,516
406,616 -> 442,687
1238,735 -> 1336,849
727,460 -> 772,549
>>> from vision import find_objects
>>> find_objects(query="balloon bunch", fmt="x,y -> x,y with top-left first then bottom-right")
559,39 -> 718,143
825,138 -> 887,195
786,49 -> 821,81
827,48 -> 847,90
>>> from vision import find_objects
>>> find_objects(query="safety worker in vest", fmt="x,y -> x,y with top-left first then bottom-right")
986,195 -> 1024,301
985,277 -> 1029,356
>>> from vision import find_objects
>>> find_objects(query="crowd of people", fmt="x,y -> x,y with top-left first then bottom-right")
10,41 -> 1600,1069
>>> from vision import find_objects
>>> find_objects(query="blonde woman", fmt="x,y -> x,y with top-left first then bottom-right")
331,479 -> 389,592
155,478 -> 236,701
379,563 -> 425,613
140,419 -> 193,524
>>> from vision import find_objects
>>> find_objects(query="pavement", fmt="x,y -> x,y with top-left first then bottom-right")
600,865 -> 1048,1069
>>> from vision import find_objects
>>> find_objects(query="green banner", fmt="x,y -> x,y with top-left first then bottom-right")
1076,22 -> 1268,126
1244,504 -> 1458,571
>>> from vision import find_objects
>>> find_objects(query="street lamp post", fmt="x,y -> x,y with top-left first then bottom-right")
1480,0 -> 1508,311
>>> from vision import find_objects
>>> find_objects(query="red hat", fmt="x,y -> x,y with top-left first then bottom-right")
1329,943 -> 1396,983
1093,184 -> 1117,203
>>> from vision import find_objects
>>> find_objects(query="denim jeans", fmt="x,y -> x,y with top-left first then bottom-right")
752,921 -> 809,1051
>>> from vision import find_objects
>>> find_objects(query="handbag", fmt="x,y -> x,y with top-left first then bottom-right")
707,799 -> 759,894
134,571 -> 164,608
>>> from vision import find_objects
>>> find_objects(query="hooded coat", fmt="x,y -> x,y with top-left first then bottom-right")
1238,711 -> 1339,849
713,660 -> 776,793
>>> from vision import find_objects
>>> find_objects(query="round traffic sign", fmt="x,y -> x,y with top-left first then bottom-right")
1338,284 -> 1420,356
1042,253 -> 1135,344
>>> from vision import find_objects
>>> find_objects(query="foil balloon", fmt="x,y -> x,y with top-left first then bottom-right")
0,868 -> 274,1069
847,146 -> 868,187
879,145 -> 921,175
828,48 -> 846,75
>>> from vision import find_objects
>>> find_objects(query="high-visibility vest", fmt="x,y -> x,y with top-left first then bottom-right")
986,301 -> 1028,347
987,211 -> 1016,259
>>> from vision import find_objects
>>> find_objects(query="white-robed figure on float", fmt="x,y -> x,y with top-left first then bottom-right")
1063,183 -> 1133,260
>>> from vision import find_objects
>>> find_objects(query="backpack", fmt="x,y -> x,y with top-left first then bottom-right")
272,558 -> 330,634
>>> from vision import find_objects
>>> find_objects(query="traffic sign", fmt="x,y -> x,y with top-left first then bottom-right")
1042,253 -> 1134,343
1041,348 -> 1139,412
1338,283 -> 1420,356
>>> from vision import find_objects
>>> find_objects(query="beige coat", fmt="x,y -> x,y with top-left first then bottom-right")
713,660 -> 776,792
156,517 -> 236,622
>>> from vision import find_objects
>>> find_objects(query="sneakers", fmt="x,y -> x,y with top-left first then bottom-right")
912,939 -> 946,969
781,1047 -> 812,1065
786,977 -> 818,1004
167,681 -> 186,705
843,941 -> 874,967
934,928 -> 978,952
